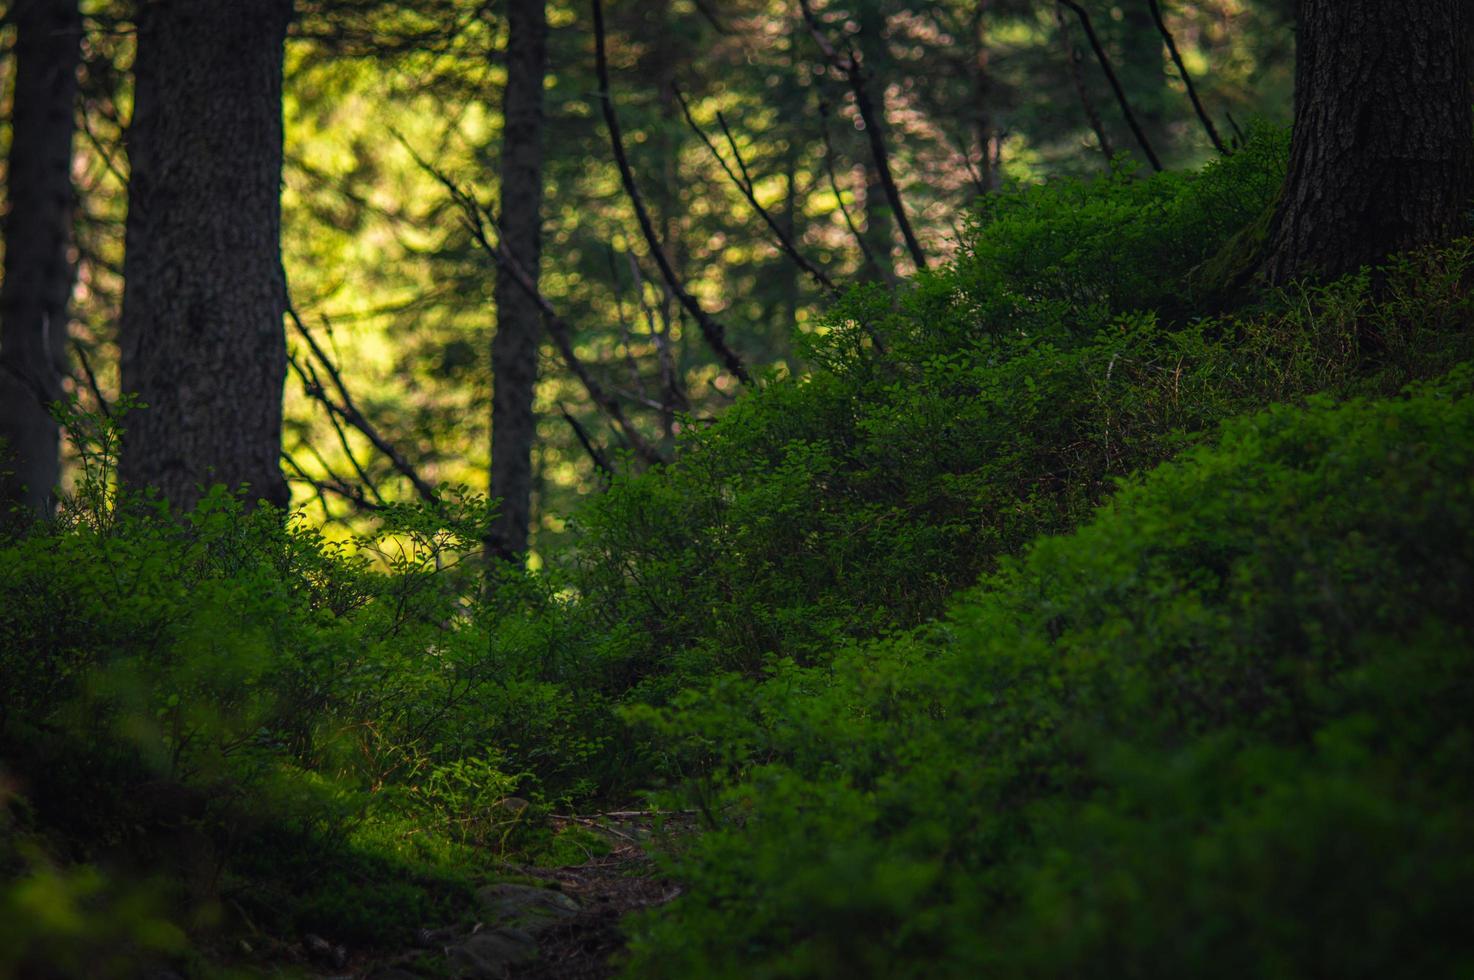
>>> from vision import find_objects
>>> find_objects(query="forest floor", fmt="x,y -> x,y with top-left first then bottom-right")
502,809 -> 691,979
500,841 -> 680,980
279,810 -> 692,980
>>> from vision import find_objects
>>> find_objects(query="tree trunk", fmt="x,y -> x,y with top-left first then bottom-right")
487,0 -> 548,562
1053,2 -> 1114,166
118,0 -> 294,512
1260,0 -> 1473,285
856,4 -> 896,280
0,0 -> 81,525
1118,2 -> 1168,161
969,2 -> 998,194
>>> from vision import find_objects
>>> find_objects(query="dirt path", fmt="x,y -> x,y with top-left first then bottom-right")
502,844 -> 681,979
261,811 -> 690,979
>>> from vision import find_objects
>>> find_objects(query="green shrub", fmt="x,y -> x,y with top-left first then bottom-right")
0,782 -> 187,980
952,125 -> 1288,325
563,132 -> 1466,718
569,231 -> 1473,712
622,368 -> 1474,978
0,411 -> 617,947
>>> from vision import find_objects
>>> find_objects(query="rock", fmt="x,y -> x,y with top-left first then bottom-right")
303,932 -> 348,969
475,883 -> 579,934
444,928 -> 538,979
497,797 -> 532,816
415,924 -> 464,947
364,967 -> 424,980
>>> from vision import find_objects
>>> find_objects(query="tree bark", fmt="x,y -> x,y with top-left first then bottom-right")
0,0 -> 81,525
1260,0 -> 1474,285
1119,2 -> 1168,159
1053,2 -> 1114,165
487,0 -> 548,563
855,4 -> 896,279
968,2 -> 998,194
118,0 -> 294,511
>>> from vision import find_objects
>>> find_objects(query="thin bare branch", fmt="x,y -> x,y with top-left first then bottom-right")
817,99 -> 887,282
471,209 -> 666,464
286,302 -> 440,504
627,251 -> 685,439
797,0 -> 928,270
283,447 -> 386,514
73,343 -> 112,420
76,110 -> 129,189
691,0 -> 734,35
282,449 -> 332,520
1053,3 -> 1115,162
592,0 -> 752,385
1225,109 -> 1246,148
290,352 -> 388,507
1147,0 -> 1226,155
393,133 -> 668,465
1057,0 -> 1163,171
673,86 -> 838,294
558,402 -> 613,477
605,245 -> 647,395
282,449 -> 332,521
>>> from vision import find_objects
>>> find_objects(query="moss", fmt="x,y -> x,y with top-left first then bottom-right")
1186,188 -> 1279,308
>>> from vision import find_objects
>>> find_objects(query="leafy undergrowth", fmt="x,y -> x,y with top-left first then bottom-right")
0,450 -> 618,973
623,368 -> 1474,978
568,136 -> 1471,721
3,134 -> 1473,975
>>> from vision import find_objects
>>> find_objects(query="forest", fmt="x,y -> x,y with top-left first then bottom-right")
1,0 -> 1472,976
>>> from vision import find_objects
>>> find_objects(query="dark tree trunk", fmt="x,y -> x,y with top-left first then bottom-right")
118,0 -> 294,512
1118,2 -> 1168,159
487,0 -> 548,562
969,2 -> 998,194
1261,0 -> 1474,285
856,4 -> 896,280
0,0 -> 81,525
1053,2 -> 1114,165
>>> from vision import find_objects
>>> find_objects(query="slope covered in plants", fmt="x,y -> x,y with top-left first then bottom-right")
3,139 -> 1473,976
623,370 -> 1474,977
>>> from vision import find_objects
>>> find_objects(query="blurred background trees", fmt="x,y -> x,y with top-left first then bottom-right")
0,0 -> 80,524
2,0 -> 1300,555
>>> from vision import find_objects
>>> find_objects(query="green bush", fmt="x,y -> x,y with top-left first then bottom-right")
622,368 -> 1474,978
0,415 -> 616,947
952,126 -> 1287,324
568,215 -> 1473,711
6,130 -> 1472,971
